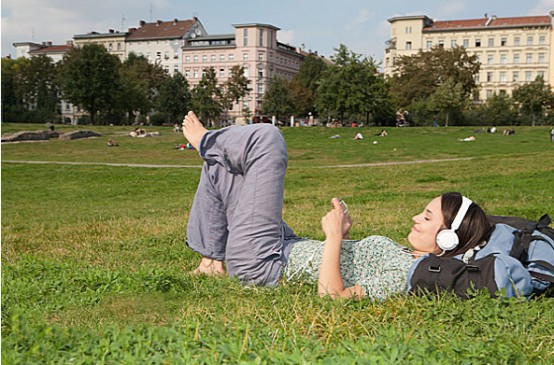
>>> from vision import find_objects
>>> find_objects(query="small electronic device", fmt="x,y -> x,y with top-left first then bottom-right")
338,198 -> 348,214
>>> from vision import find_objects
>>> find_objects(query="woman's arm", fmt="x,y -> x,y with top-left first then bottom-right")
318,198 -> 364,299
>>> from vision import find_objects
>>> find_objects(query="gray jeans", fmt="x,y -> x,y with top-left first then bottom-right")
186,123 -> 293,286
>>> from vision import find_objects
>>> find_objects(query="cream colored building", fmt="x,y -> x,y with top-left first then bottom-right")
182,23 -> 304,119
73,30 -> 127,61
384,13 -> 554,101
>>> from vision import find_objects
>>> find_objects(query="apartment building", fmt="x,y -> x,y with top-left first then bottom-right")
182,23 -> 304,118
73,29 -> 127,61
384,13 -> 554,101
125,18 -> 207,75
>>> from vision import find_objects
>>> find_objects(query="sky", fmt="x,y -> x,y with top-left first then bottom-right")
2,0 -> 554,64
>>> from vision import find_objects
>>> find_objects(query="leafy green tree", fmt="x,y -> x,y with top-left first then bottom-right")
429,77 -> 465,127
389,46 -> 480,121
261,77 -> 294,120
190,67 -> 223,124
58,43 -> 121,124
118,53 -> 167,124
1,57 -> 26,122
221,65 -> 251,122
512,76 -> 554,126
292,54 -> 328,115
16,55 -> 60,120
481,93 -> 519,126
157,72 -> 191,123
315,44 -> 391,124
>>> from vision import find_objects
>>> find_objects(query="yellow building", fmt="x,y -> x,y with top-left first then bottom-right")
73,29 -> 128,61
384,13 -> 554,101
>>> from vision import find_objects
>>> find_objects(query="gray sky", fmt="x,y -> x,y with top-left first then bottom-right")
2,0 -> 553,63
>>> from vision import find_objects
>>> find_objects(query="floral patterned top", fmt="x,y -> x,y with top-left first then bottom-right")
283,236 -> 415,300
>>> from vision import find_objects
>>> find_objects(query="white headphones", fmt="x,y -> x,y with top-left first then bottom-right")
435,196 -> 473,252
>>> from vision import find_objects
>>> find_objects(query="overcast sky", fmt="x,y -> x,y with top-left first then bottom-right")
2,0 -> 553,63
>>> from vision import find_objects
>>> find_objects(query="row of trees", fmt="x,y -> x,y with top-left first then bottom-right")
1,44 -> 251,125
2,43 -> 554,126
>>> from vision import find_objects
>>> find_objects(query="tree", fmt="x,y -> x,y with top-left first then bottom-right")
389,46 -> 480,124
315,44 -> 391,124
512,76 -> 554,126
221,65 -> 251,122
59,43 -> 121,124
190,67 -> 223,124
481,93 -> 519,126
261,77 -> 294,120
429,77 -> 465,127
157,72 -> 191,123
16,55 -> 60,121
1,57 -> 26,122
292,54 -> 328,115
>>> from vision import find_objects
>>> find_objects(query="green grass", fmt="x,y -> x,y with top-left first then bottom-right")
2,123 -> 554,364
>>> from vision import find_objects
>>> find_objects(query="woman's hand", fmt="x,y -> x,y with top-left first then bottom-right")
321,198 -> 352,240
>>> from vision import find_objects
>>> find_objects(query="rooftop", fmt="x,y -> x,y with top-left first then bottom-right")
126,18 -> 196,40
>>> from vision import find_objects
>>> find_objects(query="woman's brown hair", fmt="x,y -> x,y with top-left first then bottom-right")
440,192 -> 491,257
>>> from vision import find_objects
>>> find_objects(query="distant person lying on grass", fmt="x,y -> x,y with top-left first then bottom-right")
181,111 -> 491,300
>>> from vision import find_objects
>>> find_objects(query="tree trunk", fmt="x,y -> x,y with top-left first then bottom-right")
445,111 -> 449,127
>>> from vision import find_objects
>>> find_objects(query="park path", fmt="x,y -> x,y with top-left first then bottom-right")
2,157 -> 474,169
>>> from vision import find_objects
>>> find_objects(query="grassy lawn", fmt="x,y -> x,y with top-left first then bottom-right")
2,123 -> 554,364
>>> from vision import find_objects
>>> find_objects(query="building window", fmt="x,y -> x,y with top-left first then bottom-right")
499,72 -> 507,82
164,51 -> 169,60
243,53 -> 249,61
475,38 -> 481,47
474,73 -> 480,82
487,72 -> 493,82
257,84 -> 263,94
513,54 -> 520,64
526,53 -> 532,64
257,68 -> 263,78
220,54 -> 225,61
539,35 -> 546,45
193,55 -> 198,63
500,54 -> 507,64
243,67 -> 249,77
258,53 -> 264,61
501,37 -> 507,46
426,40 -> 432,49
486,90 -> 493,98
438,40 -> 444,48
174,53 -> 179,59
185,56 -> 190,63
463,39 -> 469,48
146,52 -> 151,61
229,54 -> 235,61
219,68 -> 225,77
193,69 -> 199,78
405,41 -> 412,50
174,64 -> 179,73
185,69 -> 190,77
527,36 -> 533,46
451,39 -> 457,48
514,37 -> 520,46
487,54 -> 494,65
539,53 -> 546,63
108,43 -> 113,51
259,29 -> 264,46
538,71 -> 545,79
525,71 -> 532,82
512,71 -> 519,82
211,55 -> 216,62
202,55 -> 207,62
405,26 -> 412,34
488,38 -> 494,47
243,29 -> 248,46
156,52 -> 161,60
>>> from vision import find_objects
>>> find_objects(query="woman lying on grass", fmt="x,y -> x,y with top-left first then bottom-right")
181,111 -> 491,300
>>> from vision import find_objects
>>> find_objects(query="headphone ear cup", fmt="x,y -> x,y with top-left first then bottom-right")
436,229 -> 459,251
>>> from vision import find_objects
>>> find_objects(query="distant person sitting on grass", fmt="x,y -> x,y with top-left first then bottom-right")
550,128 -> 554,142
181,111 -> 491,300
107,139 -> 118,147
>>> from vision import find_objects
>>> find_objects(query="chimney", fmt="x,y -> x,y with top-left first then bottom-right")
66,40 -> 73,46
156,20 -> 162,26
193,16 -> 198,22
46,41 -> 52,46
139,20 -> 146,27
109,29 -> 114,33
173,18 -> 178,25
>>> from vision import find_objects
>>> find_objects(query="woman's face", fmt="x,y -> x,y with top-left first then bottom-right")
408,196 -> 444,254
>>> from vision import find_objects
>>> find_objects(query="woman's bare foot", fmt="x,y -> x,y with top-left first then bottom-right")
182,111 -> 207,151
190,257 -> 226,277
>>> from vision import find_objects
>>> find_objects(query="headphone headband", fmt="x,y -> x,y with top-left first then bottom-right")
450,196 -> 473,232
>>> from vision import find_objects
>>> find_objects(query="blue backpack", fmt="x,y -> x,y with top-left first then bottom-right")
407,214 -> 554,299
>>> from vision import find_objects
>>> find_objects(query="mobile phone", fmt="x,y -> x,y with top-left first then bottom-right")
338,198 -> 348,214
